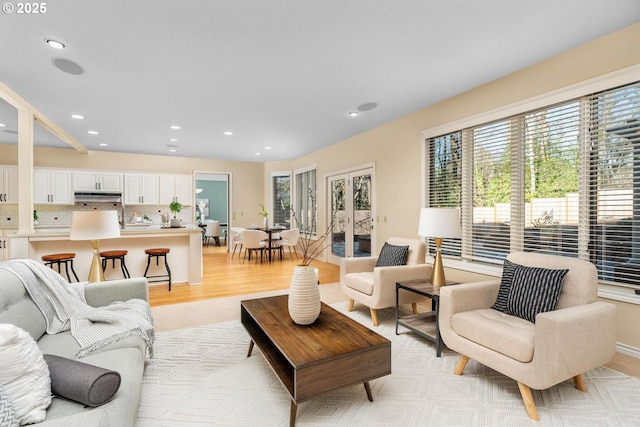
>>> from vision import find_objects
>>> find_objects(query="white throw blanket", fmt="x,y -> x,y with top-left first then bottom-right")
0,259 -> 154,358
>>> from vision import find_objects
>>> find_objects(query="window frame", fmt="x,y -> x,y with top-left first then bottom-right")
293,164 -> 318,236
270,171 -> 291,229
422,64 -> 640,302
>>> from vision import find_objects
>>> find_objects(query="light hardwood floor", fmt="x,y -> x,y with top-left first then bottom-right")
148,244 -> 341,306
148,244 -> 640,379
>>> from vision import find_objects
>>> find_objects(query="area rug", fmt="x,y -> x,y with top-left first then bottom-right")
136,302 -> 640,426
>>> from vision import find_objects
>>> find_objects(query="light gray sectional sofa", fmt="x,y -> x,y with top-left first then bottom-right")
0,268 -> 152,427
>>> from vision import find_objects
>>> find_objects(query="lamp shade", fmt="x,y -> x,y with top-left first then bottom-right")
70,210 -> 121,241
418,208 -> 461,239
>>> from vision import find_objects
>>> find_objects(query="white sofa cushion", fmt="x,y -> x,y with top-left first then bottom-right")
343,272 -> 375,295
451,308 -> 535,363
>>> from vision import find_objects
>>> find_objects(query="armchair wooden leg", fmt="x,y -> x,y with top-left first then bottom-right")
573,374 -> 587,392
411,303 -> 418,314
517,382 -> 539,421
347,299 -> 354,312
370,308 -> 379,327
454,355 -> 469,375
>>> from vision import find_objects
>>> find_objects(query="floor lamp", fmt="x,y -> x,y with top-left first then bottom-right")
418,207 -> 461,286
70,210 -> 121,282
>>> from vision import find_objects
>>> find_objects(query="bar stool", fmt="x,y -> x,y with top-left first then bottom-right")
143,248 -> 172,291
100,250 -> 130,279
41,253 -> 79,282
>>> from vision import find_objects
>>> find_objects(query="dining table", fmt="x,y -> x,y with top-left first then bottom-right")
250,226 -> 286,262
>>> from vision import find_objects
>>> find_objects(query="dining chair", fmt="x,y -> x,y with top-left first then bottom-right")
204,220 -> 221,246
276,228 -> 300,261
241,229 -> 268,264
230,227 -> 244,258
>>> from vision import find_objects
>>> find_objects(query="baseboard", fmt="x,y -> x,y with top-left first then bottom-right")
617,342 -> 640,359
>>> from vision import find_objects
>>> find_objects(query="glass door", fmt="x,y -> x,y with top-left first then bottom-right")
328,167 -> 374,264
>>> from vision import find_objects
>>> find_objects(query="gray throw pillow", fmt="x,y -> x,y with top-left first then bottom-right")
0,384 -> 19,427
43,355 -> 121,407
491,259 -> 518,313
506,265 -> 568,322
375,243 -> 409,267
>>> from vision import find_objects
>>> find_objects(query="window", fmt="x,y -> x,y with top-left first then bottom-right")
589,82 -> 640,287
427,132 -> 462,257
294,166 -> 317,234
472,119 -> 513,263
271,172 -> 291,228
425,79 -> 640,290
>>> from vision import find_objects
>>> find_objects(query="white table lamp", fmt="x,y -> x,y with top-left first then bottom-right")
70,210 -> 121,282
418,207 -> 461,286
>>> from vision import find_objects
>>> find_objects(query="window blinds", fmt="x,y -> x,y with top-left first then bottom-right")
426,80 -> 640,288
294,168 -> 317,234
271,173 -> 291,228
588,82 -> 640,287
427,132 -> 462,257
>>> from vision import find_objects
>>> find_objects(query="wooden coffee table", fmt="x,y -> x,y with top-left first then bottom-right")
241,295 -> 391,427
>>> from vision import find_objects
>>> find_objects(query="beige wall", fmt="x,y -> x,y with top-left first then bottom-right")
266,22 -> 640,351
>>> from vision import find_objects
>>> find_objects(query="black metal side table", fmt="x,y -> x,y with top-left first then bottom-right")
395,279 -> 459,357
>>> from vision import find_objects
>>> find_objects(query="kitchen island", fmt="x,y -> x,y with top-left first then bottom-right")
9,224 -> 203,285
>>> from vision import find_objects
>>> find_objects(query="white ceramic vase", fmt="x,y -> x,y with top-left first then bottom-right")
288,265 -> 321,325
263,216 -> 269,228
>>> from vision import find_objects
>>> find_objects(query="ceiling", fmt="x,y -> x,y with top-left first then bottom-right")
1,1 -> 639,162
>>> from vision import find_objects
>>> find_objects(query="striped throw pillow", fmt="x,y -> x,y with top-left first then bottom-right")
491,259 -> 518,313
506,265 -> 568,322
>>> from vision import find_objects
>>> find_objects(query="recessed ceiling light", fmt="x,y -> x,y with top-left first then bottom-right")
224,131 -> 233,136
0,123 -> 5,127
168,138 -> 178,142
168,149 -> 177,153
98,143 -> 108,147
254,152 -> 261,156
70,114 -> 84,119
264,146 -> 271,150
170,125 -> 181,130
348,111 -> 359,117
87,130 -> 99,135
45,39 -> 65,49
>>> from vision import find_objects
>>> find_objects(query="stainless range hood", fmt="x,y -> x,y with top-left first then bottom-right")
74,192 -> 122,203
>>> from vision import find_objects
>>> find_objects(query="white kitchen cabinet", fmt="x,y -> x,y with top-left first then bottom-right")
33,168 -> 74,204
74,171 -> 123,192
159,174 -> 193,206
124,173 -> 159,205
0,229 -> 15,261
0,166 -> 18,204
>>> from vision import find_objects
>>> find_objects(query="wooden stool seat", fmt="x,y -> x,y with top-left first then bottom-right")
41,253 -> 79,282
42,253 -> 76,262
100,250 -> 130,279
100,250 -> 128,257
145,248 -> 170,256
143,248 -> 172,291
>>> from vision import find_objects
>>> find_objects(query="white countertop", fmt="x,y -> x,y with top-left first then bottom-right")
10,224 -> 202,238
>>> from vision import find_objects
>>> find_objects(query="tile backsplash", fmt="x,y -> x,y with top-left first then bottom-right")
0,203 -> 193,228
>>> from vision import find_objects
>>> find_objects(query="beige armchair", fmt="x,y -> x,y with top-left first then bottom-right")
439,252 -> 617,421
340,237 -> 432,326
